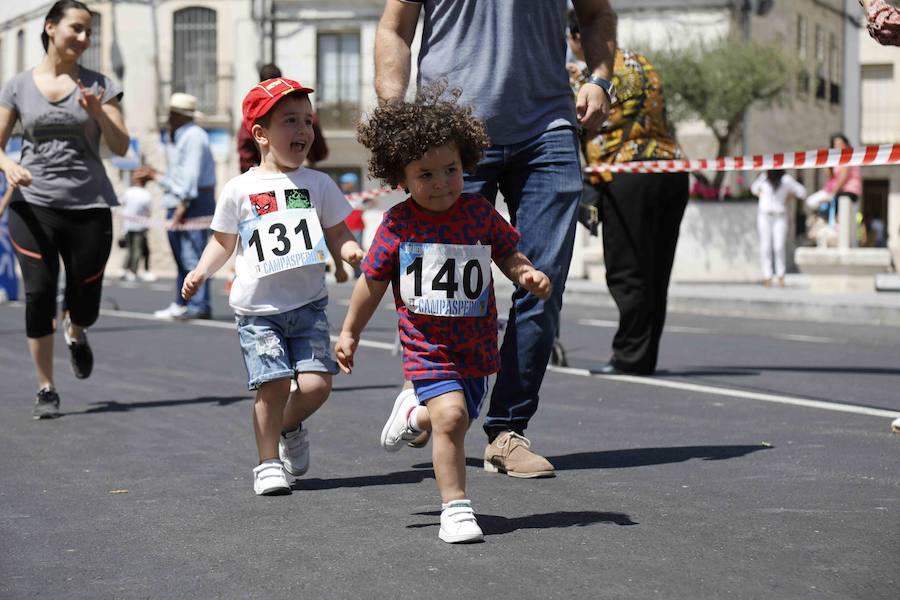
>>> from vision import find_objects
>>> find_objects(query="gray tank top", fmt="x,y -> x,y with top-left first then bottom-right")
0,67 -> 123,209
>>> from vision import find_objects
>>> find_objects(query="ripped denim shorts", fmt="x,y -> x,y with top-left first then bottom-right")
235,296 -> 338,390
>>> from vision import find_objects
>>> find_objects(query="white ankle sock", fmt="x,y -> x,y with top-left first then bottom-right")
407,405 -> 426,432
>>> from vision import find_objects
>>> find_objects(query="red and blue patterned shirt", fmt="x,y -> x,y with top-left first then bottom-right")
363,193 -> 520,380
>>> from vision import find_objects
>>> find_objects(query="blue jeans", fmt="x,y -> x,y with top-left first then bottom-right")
463,126 -> 582,436
166,189 -> 215,314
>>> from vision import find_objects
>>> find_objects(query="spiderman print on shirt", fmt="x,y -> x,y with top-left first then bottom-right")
249,190 -> 277,216
362,193 -> 520,381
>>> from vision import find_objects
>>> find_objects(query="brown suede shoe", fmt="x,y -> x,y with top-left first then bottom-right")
483,431 -> 555,478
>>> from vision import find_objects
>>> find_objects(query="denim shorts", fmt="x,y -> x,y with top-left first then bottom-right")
412,377 -> 489,419
236,297 -> 338,390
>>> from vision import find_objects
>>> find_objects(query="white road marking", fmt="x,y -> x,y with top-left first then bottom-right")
579,319 -> 835,342
6,303 -> 894,419
546,365 -> 900,419
579,319 -> 709,334
96,308 -> 396,350
772,334 -> 836,344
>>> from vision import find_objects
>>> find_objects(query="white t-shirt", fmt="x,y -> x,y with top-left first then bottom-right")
211,167 -> 351,315
120,186 -> 153,232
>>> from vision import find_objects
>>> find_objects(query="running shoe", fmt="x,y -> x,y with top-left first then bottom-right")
439,500 -> 484,543
63,317 -> 93,379
33,387 -> 60,420
380,388 -> 420,452
279,425 -> 309,476
153,303 -> 188,320
252,460 -> 291,496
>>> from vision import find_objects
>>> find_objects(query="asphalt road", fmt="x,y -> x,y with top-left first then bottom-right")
1,278 -> 897,599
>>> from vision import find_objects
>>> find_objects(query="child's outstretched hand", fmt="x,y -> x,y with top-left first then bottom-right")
520,269 -> 552,300
334,332 -> 359,374
182,270 -> 207,301
345,246 -> 364,268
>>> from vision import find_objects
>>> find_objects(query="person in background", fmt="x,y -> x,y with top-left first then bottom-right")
568,10 -> 685,376
0,0 -> 130,418
140,93 -> 216,320
119,171 -> 155,282
338,172 -> 370,279
861,0 -> 900,46
750,169 -> 807,288
804,134 -> 863,246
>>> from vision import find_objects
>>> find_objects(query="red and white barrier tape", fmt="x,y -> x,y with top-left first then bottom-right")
584,143 -> 900,174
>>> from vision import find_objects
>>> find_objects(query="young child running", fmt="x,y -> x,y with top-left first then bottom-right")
334,88 -> 552,543
183,78 -> 363,495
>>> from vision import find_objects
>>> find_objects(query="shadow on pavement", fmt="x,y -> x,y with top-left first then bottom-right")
291,469 -> 435,491
413,444 -> 771,471
407,510 -> 638,534
69,395 -> 252,415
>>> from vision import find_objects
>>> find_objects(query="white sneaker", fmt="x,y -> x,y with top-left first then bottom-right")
380,388 -> 420,452
120,271 -> 137,282
153,302 -> 188,320
138,271 -> 157,282
279,425 -> 309,476
252,460 -> 291,496
439,500 -> 484,543
892,417 -> 900,433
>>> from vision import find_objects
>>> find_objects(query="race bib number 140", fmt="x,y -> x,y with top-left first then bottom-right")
239,208 -> 329,278
399,242 -> 492,317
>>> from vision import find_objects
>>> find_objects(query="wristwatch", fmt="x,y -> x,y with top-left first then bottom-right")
585,75 -> 617,104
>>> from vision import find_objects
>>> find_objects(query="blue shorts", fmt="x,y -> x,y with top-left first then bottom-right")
235,297 -> 338,390
412,377 -> 488,419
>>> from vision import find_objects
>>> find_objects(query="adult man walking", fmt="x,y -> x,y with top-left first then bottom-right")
145,93 -> 216,320
375,0 -> 617,477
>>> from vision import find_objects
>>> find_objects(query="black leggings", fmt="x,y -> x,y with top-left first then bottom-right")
8,202 -> 112,338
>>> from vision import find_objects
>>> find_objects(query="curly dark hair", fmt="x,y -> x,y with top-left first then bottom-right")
357,83 -> 489,187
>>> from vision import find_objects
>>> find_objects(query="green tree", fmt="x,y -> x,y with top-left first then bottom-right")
650,36 -> 799,192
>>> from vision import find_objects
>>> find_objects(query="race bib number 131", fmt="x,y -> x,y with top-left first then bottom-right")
239,208 -> 329,278
399,242 -> 492,317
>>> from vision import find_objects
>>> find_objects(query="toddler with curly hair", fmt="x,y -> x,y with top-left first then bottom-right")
335,87 -> 552,543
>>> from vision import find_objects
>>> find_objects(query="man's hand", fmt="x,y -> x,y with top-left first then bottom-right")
519,269 -> 552,300
334,263 -> 349,284
170,202 -> 188,227
334,332 -> 359,374
576,82 -> 611,131
182,269 -> 207,301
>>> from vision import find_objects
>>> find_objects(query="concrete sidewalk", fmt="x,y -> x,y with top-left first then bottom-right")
558,274 -> 900,327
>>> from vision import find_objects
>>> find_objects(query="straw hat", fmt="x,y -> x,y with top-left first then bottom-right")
168,93 -> 198,117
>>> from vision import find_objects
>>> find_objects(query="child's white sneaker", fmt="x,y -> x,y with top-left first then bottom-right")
279,425 -> 309,476
380,388 -> 420,452
439,500 -> 484,543
252,460 -> 291,496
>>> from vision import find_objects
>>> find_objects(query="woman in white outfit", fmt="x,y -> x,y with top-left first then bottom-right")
750,170 -> 807,287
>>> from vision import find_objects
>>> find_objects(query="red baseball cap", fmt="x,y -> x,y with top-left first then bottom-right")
242,78 -> 314,134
